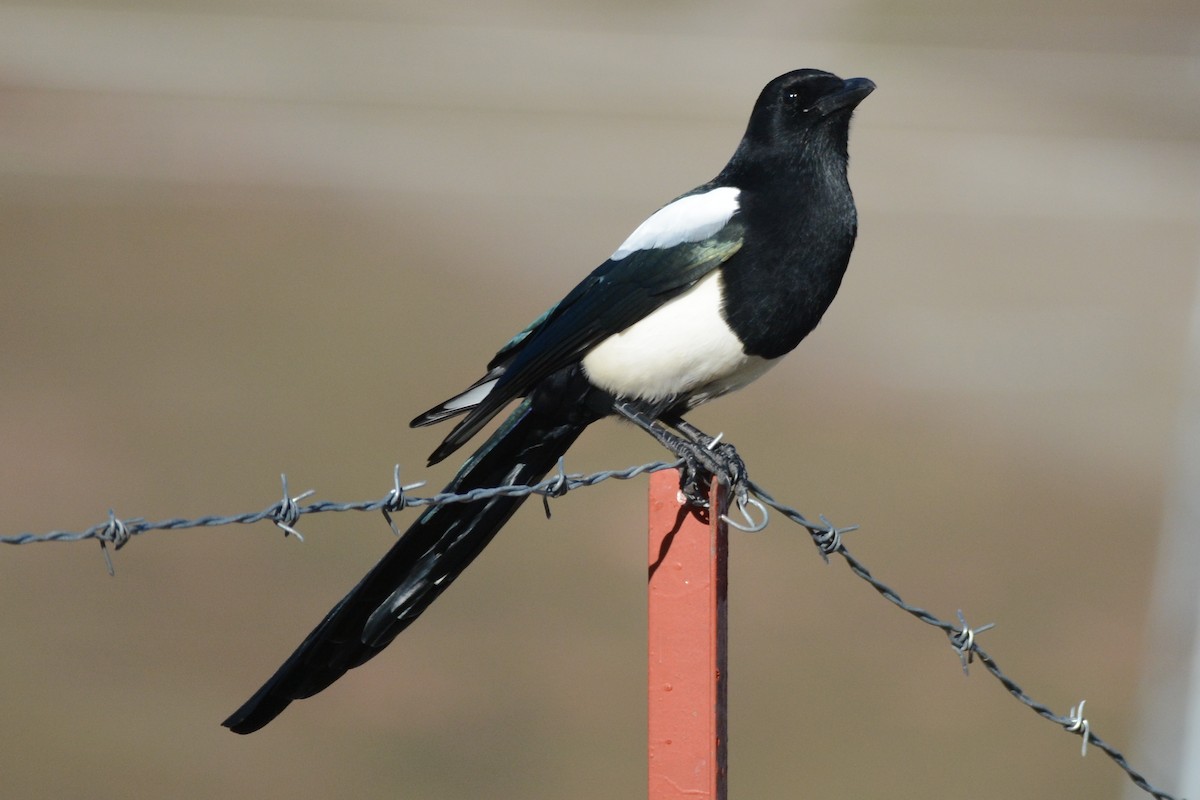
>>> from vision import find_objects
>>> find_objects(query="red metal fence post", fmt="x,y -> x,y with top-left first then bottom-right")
647,471 -> 728,800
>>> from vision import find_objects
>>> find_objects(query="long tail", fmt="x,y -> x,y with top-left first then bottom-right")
223,394 -> 596,734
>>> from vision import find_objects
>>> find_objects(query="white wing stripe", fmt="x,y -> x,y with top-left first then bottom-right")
441,379 -> 498,412
610,187 -> 740,260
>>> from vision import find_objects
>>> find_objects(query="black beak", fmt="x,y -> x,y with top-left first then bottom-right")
815,77 -> 875,114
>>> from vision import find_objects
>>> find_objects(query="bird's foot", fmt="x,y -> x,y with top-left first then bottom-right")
673,437 -> 749,509
609,402 -> 749,508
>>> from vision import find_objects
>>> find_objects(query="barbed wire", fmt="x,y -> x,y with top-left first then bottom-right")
0,460 -> 683,552
747,480 -> 1180,800
1,460 -> 1183,799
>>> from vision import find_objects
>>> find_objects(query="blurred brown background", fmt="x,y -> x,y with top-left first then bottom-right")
2,1 -> 1199,798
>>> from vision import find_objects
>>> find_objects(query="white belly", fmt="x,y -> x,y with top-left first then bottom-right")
581,271 -> 776,405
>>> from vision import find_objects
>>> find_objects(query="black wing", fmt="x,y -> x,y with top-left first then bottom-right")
418,219 -> 746,464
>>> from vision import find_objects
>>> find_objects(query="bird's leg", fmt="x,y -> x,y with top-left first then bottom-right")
612,402 -> 708,502
613,402 -> 746,507
662,415 -> 749,504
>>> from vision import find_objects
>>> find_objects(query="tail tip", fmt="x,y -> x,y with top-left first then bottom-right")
222,693 -> 291,735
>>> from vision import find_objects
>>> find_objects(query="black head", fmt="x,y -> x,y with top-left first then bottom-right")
737,69 -> 874,161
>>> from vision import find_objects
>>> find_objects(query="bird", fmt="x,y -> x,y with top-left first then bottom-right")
223,68 -> 873,734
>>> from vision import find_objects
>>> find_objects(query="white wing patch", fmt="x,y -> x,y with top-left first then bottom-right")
610,187 -> 740,261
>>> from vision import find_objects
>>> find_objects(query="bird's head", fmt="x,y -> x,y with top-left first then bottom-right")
737,69 -> 874,165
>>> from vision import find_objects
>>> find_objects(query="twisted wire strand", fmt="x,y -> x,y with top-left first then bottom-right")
0,460 -> 683,547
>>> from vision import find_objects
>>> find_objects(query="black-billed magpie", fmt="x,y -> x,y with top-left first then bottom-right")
223,68 -> 873,734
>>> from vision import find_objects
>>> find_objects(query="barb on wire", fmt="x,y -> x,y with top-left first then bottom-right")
1066,700 -> 1092,757
0,457 -> 1181,799
542,457 -> 571,519
271,474 -> 314,542
97,509 -> 138,577
382,465 -> 426,536
949,609 -> 996,675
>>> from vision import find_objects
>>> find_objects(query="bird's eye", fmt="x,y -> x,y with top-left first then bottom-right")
785,90 -> 812,112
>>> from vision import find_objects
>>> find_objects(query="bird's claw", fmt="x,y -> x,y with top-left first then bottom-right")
677,454 -> 712,507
